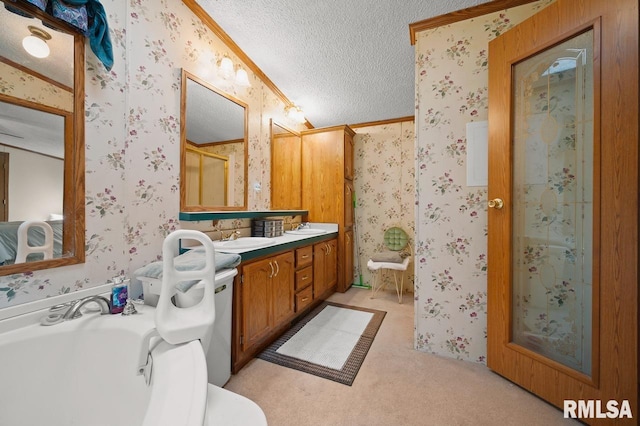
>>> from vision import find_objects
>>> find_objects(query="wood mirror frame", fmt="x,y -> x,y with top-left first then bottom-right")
0,0 -> 85,276
180,69 -> 248,211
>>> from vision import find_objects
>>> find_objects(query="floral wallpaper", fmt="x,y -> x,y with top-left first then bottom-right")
352,121 -> 415,293
0,61 -> 73,112
0,0 -> 303,309
414,1 -> 555,363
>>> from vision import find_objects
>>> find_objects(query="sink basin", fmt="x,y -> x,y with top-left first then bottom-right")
285,229 -> 327,235
213,237 -> 276,252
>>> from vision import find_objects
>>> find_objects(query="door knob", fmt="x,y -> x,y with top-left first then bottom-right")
488,198 -> 504,209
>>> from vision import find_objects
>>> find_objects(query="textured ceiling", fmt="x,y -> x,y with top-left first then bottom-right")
196,0 -> 490,128
0,3 -> 74,88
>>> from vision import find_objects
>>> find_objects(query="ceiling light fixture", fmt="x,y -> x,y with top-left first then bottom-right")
217,55 -> 251,87
235,68 -> 250,87
22,25 -> 51,58
286,104 -> 306,124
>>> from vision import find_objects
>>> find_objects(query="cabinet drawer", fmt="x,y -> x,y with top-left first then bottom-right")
296,246 -> 313,268
295,286 -> 313,312
295,266 -> 313,291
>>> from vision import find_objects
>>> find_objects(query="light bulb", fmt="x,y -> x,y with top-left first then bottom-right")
22,35 -> 50,58
219,57 -> 234,79
293,108 -> 306,123
235,68 -> 250,87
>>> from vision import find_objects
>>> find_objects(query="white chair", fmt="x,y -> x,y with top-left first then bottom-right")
15,221 -> 54,263
367,227 -> 411,304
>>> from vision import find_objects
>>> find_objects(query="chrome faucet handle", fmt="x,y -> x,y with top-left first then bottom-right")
63,295 -> 111,320
122,299 -> 138,316
49,301 -> 73,313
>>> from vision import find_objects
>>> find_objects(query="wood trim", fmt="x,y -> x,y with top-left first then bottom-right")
409,0 -> 540,45
181,0 -> 301,115
0,142 -> 64,161
0,30 -> 84,275
180,69 -> 249,212
301,124 -> 355,137
0,152 -> 7,222
349,115 -> 414,129
0,56 -> 73,93
190,138 -> 244,147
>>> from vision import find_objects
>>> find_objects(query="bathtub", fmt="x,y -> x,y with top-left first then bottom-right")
0,304 -> 208,426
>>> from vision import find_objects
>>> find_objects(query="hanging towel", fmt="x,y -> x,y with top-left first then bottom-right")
135,247 -> 241,293
58,0 -> 113,70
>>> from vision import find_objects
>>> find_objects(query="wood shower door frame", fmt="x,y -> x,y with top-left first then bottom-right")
486,0 -> 638,421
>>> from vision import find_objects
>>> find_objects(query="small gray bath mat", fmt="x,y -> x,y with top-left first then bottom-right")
257,301 -> 386,386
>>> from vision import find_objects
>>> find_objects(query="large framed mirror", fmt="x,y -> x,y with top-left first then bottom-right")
180,69 -> 248,211
270,120 -> 301,209
0,0 -> 85,276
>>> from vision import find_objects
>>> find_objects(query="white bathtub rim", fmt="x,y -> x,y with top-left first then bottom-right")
0,281 -> 113,326
0,304 -> 208,426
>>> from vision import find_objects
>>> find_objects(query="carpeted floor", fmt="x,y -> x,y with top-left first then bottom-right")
224,288 -> 578,426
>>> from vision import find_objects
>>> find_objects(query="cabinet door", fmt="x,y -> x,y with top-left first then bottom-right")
271,132 -> 301,209
344,181 -> 354,228
344,132 -> 354,180
301,130 -> 343,223
326,239 -> 338,290
344,231 -> 354,289
271,251 -> 295,326
313,242 -> 327,297
241,259 -> 273,350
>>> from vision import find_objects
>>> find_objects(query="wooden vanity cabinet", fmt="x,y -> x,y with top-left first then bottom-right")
232,238 -> 339,373
294,245 -> 313,312
302,125 -> 355,292
313,239 -> 337,299
237,251 -> 295,357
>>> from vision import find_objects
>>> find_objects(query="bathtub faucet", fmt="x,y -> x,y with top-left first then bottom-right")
63,295 -> 111,320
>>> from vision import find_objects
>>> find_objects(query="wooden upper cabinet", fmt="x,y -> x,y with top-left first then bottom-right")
271,121 -> 301,209
344,131 -> 354,180
302,125 -> 355,292
301,125 -> 355,223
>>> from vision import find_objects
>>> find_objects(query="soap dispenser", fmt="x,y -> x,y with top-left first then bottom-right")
110,276 -> 128,314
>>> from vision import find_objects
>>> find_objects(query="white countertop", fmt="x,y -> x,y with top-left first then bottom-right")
213,223 -> 338,254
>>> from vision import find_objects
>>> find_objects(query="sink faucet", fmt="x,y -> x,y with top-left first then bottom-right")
63,295 -> 111,320
221,229 -> 241,241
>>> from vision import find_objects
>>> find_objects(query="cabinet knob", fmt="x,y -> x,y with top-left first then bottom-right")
268,261 -> 274,278
274,260 -> 280,277
301,297 -> 309,302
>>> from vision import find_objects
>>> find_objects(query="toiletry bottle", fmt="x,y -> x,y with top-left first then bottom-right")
110,276 -> 128,314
